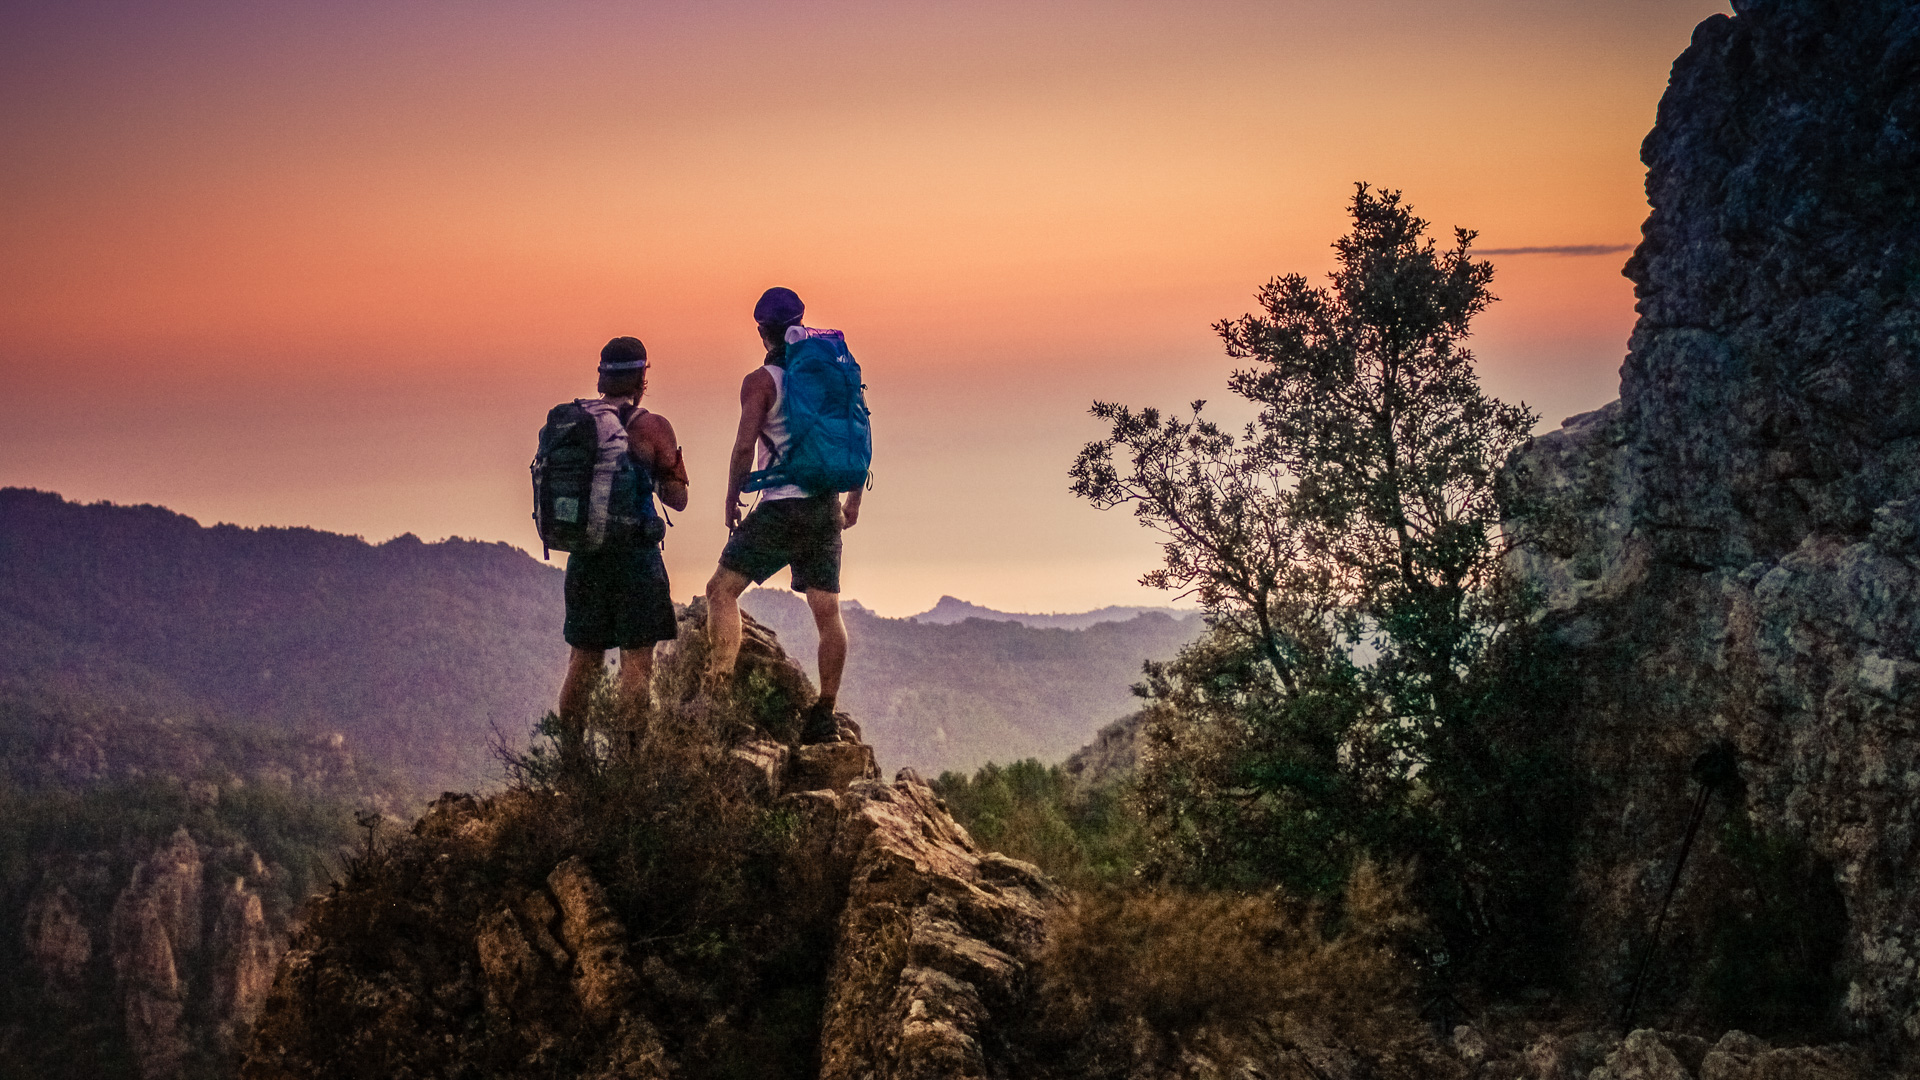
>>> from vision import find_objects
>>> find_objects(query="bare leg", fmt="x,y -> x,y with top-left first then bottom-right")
703,568 -> 752,692
617,646 -> 655,711
613,645 -> 655,758
558,647 -> 605,768
806,588 -> 847,701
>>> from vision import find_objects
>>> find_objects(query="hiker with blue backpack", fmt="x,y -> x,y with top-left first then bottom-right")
702,287 -> 872,744
531,336 -> 690,766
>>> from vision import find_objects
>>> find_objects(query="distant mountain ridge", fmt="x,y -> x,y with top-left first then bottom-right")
906,594 -> 1196,630
742,589 -> 1202,774
1,488 -> 1201,783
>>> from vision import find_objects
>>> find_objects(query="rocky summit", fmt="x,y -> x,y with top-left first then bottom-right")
237,607 -> 1055,1080
1505,0 -> 1920,1053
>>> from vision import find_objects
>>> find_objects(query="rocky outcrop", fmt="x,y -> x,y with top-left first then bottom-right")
240,609 -> 1047,1080
23,882 -> 91,1004
1503,0 -> 1920,1057
804,772 -> 1051,1080
243,766 -> 1039,1080
10,827 -> 295,1079
109,829 -> 204,1080
209,877 -> 284,1051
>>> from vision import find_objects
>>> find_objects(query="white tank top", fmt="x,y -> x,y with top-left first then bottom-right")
755,366 -> 808,502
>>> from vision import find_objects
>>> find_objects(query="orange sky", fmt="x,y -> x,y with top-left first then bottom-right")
1,0 -> 1730,614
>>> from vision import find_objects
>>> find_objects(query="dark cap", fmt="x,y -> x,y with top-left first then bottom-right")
753,287 -> 805,327
598,336 -> 648,373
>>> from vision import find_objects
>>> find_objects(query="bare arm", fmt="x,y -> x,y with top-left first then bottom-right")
842,485 -> 862,528
726,369 -> 776,530
630,412 -> 689,513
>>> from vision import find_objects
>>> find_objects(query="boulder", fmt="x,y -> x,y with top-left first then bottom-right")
817,770 -> 1052,1080
789,735 -> 880,793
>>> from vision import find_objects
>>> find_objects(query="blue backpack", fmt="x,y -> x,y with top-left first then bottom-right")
743,329 -> 872,495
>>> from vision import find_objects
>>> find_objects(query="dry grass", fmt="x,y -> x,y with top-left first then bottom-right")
1031,861 -> 1441,1078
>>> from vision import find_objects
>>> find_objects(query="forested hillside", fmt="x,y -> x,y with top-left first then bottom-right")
0,487 -> 569,792
2,487 -> 1202,784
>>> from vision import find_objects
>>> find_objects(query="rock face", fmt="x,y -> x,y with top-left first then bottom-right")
808,772 -> 1051,1080
209,876 -> 285,1051
23,883 -> 92,1003
1504,0 -> 1920,1054
12,826 -> 287,1080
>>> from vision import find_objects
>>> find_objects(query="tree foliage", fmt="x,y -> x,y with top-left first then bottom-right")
1072,185 -> 1577,984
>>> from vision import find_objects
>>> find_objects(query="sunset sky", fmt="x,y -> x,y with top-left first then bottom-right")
2,0 -> 1731,615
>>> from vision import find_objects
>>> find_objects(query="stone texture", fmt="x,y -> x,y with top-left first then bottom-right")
476,903 -> 544,1012
1590,1030 -> 1691,1080
815,769 -> 1052,1080
1520,1032 -> 1622,1080
23,883 -> 91,1002
789,736 -> 880,793
144,826 -> 204,959
209,876 -> 283,1049
1698,1030 -> 1870,1080
548,856 -> 640,1023
107,830 -> 213,1079
111,888 -> 187,1080
1500,0 -> 1920,1055
724,736 -> 791,801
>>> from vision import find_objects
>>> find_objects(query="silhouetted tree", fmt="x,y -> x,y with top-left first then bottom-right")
1073,185 -> 1573,985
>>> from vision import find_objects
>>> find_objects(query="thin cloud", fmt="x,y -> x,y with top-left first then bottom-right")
1475,243 -> 1635,257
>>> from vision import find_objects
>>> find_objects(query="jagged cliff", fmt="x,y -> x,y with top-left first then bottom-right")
16,825 -> 293,1079
1506,0 -> 1920,1053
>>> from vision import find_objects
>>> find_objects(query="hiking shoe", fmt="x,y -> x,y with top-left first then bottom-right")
799,702 -> 842,746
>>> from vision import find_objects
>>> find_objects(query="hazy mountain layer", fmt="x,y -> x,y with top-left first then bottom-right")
0,487 -> 569,793
2,487 -> 1201,788
742,589 -> 1201,775
905,594 -> 1195,630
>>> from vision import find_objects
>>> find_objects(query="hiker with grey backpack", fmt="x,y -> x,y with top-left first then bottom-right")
702,287 -> 872,744
531,336 -> 690,767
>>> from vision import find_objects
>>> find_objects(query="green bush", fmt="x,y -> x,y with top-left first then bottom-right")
931,759 -> 1141,886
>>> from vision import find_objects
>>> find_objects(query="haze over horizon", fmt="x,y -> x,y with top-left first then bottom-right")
1,0 -> 1732,616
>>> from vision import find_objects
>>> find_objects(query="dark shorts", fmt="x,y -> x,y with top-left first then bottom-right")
564,543 -> 679,651
720,494 -> 842,594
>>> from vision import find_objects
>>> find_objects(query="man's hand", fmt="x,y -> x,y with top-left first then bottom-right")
725,492 -> 745,532
841,489 -> 862,529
